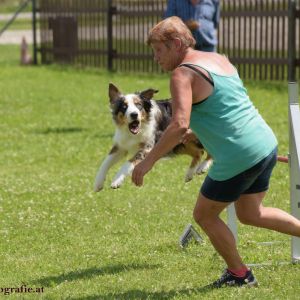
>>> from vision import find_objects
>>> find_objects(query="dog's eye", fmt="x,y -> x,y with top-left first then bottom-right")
121,103 -> 128,110
114,101 -> 128,114
135,103 -> 143,110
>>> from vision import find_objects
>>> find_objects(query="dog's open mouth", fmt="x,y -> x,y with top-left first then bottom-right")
128,120 -> 140,135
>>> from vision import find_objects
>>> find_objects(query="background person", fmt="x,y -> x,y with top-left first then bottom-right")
131,16 -> 300,288
164,0 -> 220,52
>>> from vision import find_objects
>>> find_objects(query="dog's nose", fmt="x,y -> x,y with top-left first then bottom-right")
130,112 -> 138,120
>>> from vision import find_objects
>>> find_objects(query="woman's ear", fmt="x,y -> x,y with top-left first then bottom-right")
173,38 -> 183,51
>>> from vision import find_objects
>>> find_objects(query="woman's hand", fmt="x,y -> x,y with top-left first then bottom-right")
180,128 -> 198,144
190,0 -> 200,5
185,19 -> 200,31
132,158 -> 154,187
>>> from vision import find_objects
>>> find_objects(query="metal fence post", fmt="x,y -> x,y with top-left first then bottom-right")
107,0 -> 114,71
288,82 -> 300,263
32,0 -> 37,65
288,0 -> 296,82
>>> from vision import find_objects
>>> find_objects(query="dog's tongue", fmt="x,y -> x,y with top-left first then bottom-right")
129,121 -> 140,134
130,127 -> 139,134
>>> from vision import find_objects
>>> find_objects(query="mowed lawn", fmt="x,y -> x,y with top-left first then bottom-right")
0,45 -> 299,299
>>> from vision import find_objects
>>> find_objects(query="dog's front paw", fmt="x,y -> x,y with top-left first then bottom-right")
94,176 -> 105,192
94,183 -> 104,192
111,178 -> 124,189
185,169 -> 194,182
94,173 -> 106,192
111,182 -> 121,189
196,160 -> 212,175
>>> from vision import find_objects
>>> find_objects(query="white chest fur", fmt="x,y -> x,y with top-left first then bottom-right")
113,122 -> 156,155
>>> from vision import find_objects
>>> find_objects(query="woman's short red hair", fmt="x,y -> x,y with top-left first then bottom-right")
147,16 -> 196,48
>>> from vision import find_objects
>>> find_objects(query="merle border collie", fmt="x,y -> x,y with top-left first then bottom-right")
94,83 -> 212,191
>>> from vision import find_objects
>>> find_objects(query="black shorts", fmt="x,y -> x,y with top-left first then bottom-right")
200,147 -> 278,202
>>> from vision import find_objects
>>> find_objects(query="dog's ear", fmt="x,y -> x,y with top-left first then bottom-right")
140,88 -> 159,101
143,99 -> 152,113
109,83 -> 121,103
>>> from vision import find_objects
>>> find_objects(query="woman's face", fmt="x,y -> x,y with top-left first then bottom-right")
151,41 -> 178,72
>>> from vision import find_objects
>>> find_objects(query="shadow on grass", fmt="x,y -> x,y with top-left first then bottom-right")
34,127 -> 87,134
71,285 -> 213,300
33,263 -> 160,287
92,133 -> 114,139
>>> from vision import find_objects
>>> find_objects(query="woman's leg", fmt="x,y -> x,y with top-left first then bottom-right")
235,192 -> 300,236
193,193 -> 246,270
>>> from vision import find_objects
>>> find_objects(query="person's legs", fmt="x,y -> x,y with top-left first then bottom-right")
194,148 -> 289,286
193,193 -> 246,270
235,192 -> 300,236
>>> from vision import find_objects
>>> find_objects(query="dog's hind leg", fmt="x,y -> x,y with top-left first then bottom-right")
196,153 -> 213,175
174,143 -> 202,182
94,145 -> 126,192
185,155 -> 201,182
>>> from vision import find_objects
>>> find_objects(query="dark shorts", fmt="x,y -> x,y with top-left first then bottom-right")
200,147 -> 278,202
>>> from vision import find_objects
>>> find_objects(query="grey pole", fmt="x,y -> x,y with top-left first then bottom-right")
107,0 -> 114,71
288,0 -> 296,82
227,203 -> 238,242
288,82 -> 300,263
32,0 -> 37,65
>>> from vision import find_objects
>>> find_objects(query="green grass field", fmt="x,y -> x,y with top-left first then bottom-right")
0,0 -> 31,13
0,0 -> 32,31
0,45 -> 299,299
0,18 -> 32,30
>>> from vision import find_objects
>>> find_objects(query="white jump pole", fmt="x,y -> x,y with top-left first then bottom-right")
227,203 -> 238,242
288,82 -> 300,263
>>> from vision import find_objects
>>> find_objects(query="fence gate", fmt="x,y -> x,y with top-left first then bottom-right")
34,0 -> 300,80
218,0 -> 300,81
36,0 -> 165,72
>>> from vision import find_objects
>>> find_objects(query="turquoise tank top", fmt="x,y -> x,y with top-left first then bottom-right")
182,63 -> 278,180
